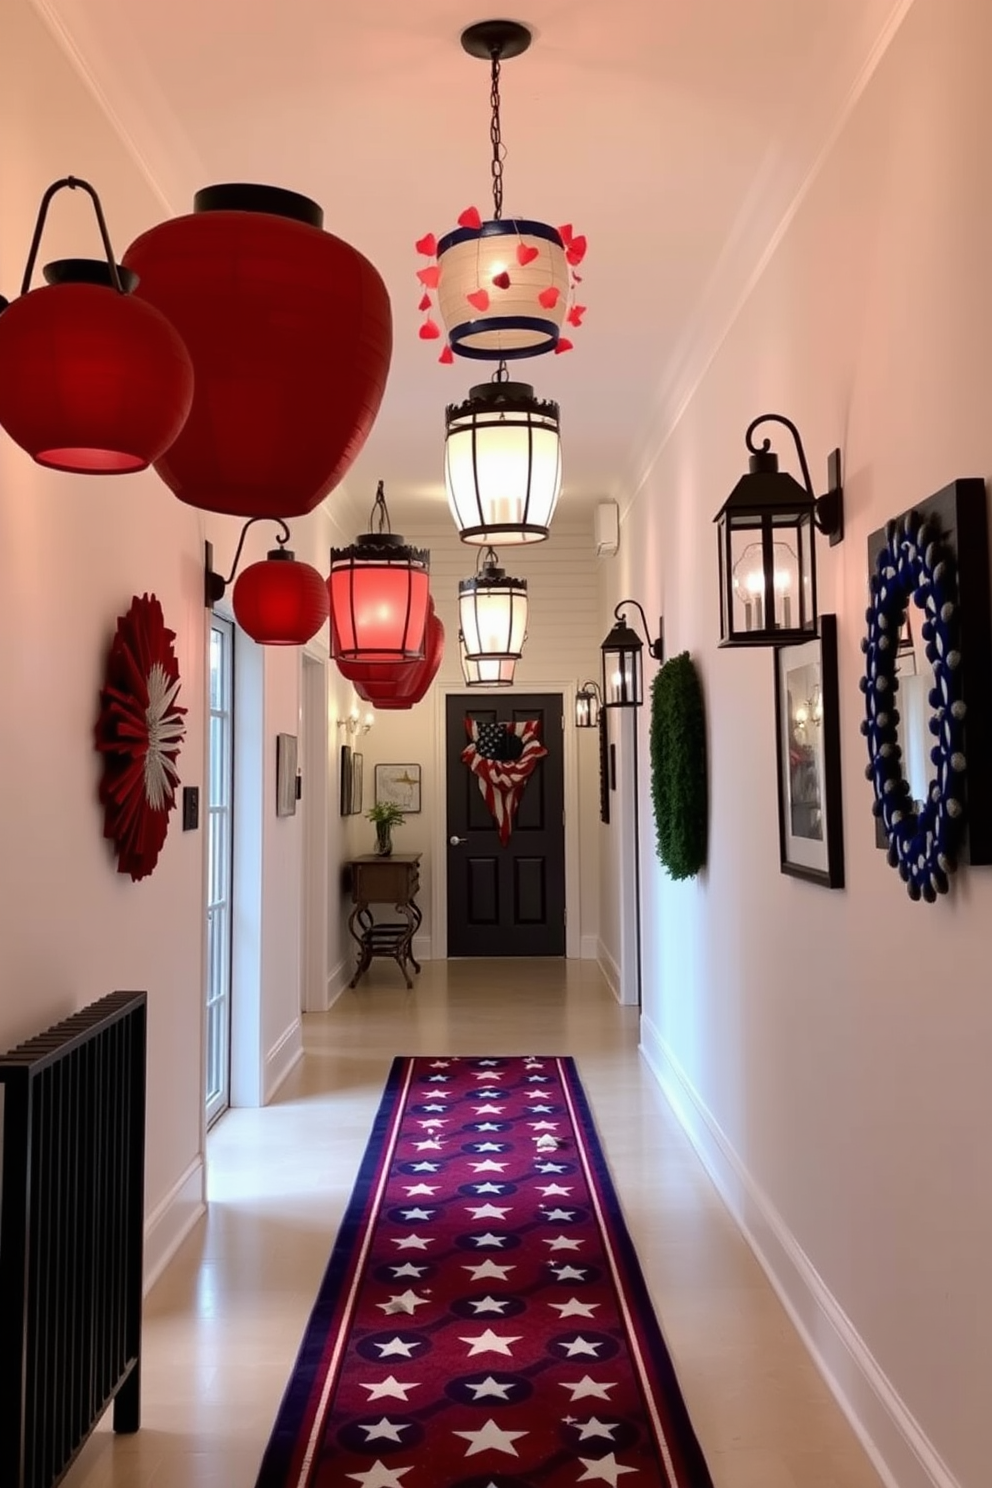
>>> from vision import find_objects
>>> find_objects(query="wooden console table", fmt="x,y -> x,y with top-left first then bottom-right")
346,853 -> 422,989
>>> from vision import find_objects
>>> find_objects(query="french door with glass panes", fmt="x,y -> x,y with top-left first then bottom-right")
206,617 -> 234,1126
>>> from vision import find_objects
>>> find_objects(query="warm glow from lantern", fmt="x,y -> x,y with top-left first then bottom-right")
445,381 -> 561,545
437,220 -> 569,359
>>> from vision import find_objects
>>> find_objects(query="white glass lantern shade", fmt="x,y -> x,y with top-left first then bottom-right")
437,219 -> 569,360
445,381 -> 561,545
460,636 -> 516,687
458,558 -> 528,661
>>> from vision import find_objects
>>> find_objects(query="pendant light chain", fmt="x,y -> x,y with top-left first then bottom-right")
489,48 -> 504,221
369,478 -> 392,534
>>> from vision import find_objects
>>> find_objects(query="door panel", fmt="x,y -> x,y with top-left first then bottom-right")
446,693 -> 565,956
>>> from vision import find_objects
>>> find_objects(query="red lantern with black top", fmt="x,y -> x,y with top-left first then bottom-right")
124,183 -> 392,517
329,481 -> 430,663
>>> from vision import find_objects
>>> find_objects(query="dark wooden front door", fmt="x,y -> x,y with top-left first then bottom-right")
445,693 -> 565,957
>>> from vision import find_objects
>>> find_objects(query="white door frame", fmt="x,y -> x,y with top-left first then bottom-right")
300,650 -> 329,1011
432,679 -> 581,960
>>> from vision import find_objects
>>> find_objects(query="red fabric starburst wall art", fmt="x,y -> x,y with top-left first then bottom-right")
94,593 -> 186,881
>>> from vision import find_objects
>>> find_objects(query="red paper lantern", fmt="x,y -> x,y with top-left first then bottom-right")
329,482 -> 430,663
233,548 -> 329,646
124,183 -> 392,517
368,611 -> 445,708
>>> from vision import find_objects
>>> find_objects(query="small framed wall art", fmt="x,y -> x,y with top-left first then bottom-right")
774,614 -> 844,887
351,752 -> 364,815
276,733 -> 298,818
339,744 -> 353,818
374,763 -> 422,813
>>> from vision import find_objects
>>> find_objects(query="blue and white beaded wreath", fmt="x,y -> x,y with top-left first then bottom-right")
860,510 -> 967,902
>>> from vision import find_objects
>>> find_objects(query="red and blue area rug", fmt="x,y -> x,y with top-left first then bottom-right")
256,1055 -> 713,1488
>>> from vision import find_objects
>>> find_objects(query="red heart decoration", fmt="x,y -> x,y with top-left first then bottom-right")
565,236 -> 587,266
415,232 -> 437,256
492,271 -> 511,290
538,286 -> 560,309
567,304 -> 587,326
438,345 -> 454,365
458,206 -> 482,230
516,243 -> 539,266
417,265 -> 440,288
553,337 -> 574,355
558,223 -> 574,245
419,319 -> 441,341
418,293 -> 433,312
467,289 -> 490,311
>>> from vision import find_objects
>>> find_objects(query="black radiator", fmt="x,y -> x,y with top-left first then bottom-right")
0,990 -> 147,1488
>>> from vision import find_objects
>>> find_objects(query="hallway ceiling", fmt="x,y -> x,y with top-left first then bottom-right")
33,0 -> 908,527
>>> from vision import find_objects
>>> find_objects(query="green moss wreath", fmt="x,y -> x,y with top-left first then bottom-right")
649,651 -> 708,880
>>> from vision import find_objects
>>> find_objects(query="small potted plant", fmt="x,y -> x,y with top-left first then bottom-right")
367,800 -> 405,857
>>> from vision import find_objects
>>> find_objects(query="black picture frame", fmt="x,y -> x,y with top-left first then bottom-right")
598,713 -> 610,824
276,733 -> 298,818
774,613 -> 844,887
351,752 -> 364,815
866,478 -> 992,862
339,744 -> 353,818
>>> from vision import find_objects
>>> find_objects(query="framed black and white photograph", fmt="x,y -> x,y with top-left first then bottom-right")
276,733 -> 298,818
351,752 -> 364,815
774,614 -> 844,887
340,744 -> 353,818
374,763 -> 421,813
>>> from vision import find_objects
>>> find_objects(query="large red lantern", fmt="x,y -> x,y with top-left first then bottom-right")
124,183 -> 392,517
329,482 -> 430,663
0,177 -> 193,474
206,518 -> 329,646
365,610 -> 445,709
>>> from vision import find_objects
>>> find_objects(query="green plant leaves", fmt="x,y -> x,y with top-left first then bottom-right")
649,652 -> 708,880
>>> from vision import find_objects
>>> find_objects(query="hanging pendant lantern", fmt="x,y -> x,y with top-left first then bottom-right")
459,546 -> 528,664
414,22 -> 586,363
445,374 -> 562,544
355,607 -> 446,709
205,518 -> 329,645
0,177 -> 193,474
124,183 -> 392,517
329,481 -> 430,663
460,635 -> 516,688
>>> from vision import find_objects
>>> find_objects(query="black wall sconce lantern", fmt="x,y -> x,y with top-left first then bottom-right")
575,680 -> 603,728
714,413 -> 843,648
600,602 -> 664,708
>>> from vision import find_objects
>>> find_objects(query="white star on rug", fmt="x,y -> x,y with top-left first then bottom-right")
453,1418 -> 527,1457
473,1182 -> 506,1194
460,1328 -> 522,1356
572,1418 -> 619,1441
471,1160 -> 508,1173
549,1298 -> 599,1319
404,1184 -> 439,1195
530,1120 -> 560,1130
470,1231 -> 508,1248
409,1161 -> 439,1171
465,1375 -> 517,1400
465,1203 -> 512,1220
535,1162 -> 568,1173
473,1104 -> 505,1115
475,1088 -> 504,1098
474,1122 -> 504,1132
463,1259 -> 515,1280
527,1089 -> 553,1098
359,1419 -> 413,1443
559,1377 -> 617,1401
469,1295 -> 511,1314
391,1264 -> 427,1278
473,1142 -> 507,1152
528,1105 -> 555,1113
476,1061 -> 502,1069
544,1235 -> 582,1251
399,1208 -> 434,1221
537,1184 -> 573,1197
412,1140 -> 443,1151
346,1460 -> 413,1488
420,1103 -> 447,1112
560,1336 -> 602,1357
417,1119 -> 447,1130
360,1377 -> 420,1401
375,1337 -> 421,1358
376,1290 -> 431,1316
392,1234 -> 432,1250
577,1452 -> 637,1484
549,1265 -> 587,1281
526,1072 -> 547,1079
542,1208 -> 576,1222
427,1069 -> 451,1076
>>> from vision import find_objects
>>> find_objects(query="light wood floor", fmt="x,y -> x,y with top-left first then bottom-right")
63,959 -> 885,1488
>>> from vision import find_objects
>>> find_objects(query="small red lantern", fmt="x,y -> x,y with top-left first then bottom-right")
206,518 -> 328,646
0,177 -> 193,474
329,482 -> 430,663
124,183 -> 392,517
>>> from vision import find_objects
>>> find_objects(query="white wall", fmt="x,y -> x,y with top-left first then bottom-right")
0,0 -> 343,1281
601,3 -> 991,1485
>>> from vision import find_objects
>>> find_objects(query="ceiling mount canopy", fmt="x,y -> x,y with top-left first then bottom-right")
415,18 -> 586,362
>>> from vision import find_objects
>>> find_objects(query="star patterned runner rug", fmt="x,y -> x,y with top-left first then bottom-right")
255,1056 -> 713,1488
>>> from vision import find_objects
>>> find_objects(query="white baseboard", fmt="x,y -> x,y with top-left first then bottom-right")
325,956 -> 352,1008
143,1156 -> 205,1295
580,934 -> 599,960
264,1017 -> 304,1103
413,934 -> 432,962
639,1017 -> 960,1488
597,939 -> 621,1000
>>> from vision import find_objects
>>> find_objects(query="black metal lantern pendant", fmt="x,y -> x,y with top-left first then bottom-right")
445,372 -> 562,545
714,414 -> 843,648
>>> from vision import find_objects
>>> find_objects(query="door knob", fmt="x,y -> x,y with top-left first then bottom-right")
449,835 -> 468,846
